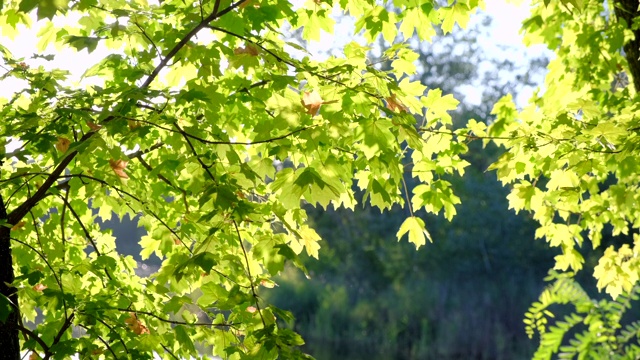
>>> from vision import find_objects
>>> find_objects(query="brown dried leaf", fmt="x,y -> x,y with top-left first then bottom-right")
302,90 -> 323,115
125,312 -> 150,335
86,121 -> 102,131
233,43 -> 259,56
11,221 -> 25,231
385,93 -> 408,113
55,137 -> 70,152
260,279 -> 276,288
109,159 -> 129,179
239,0 -> 259,8
128,119 -> 141,130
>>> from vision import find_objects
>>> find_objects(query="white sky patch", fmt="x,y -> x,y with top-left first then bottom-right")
457,0 -> 553,107
484,0 -> 530,47
0,12 -> 112,93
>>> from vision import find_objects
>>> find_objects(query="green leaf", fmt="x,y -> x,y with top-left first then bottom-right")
0,294 -> 13,323
65,36 -> 101,53
173,252 -> 218,282
396,216 -> 431,248
174,325 -> 196,354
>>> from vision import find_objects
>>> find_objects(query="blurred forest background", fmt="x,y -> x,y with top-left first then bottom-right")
101,12 -> 633,360
263,17 -> 554,359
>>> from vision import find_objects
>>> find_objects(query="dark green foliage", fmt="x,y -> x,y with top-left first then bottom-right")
525,271 -> 640,359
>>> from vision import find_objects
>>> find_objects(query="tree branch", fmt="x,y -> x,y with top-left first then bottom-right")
78,325 -> 119,359
140,0 -> 243,89
56,194 -> 102,257
114,308 -> 238,327
14,324 -> 49,354
207,25 -> 382,99
614,0 -> 640,92
7,131 -> 95,226
43,313 -> 75,360
6,0 -> 248,229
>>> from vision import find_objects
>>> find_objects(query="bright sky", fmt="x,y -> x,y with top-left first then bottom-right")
0,0 -> 545,105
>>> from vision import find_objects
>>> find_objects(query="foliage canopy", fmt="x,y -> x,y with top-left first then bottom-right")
2,0 -> 640,358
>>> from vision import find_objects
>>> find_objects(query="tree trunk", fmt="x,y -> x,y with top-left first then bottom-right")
615,0 -> 640,92
0,183 -> 20,358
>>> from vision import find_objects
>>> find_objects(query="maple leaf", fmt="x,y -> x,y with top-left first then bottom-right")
260,279 -> 276,288
233,43 -> 259,56
11,221 -> 25,231
301,90 -> 323,115
86,121 -> 102,131
128,119 -> 141,130
239,0 -> 259,9
109,159 -> 129,179
55,137 -> 70,152
125,312 -> 150,335
385,93 -> 408,113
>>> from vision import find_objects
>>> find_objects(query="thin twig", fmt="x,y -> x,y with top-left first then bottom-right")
9,237 -> 67,313
114,308 -> 238,327
161,344 -> 180,360
79,325 -> 119,359
60,187 -> 69,263
233,220 -> 267,328
173,122 -> 216,181
126,142 -> 165,158
129,117 -> 313,145
93,317 -> 128,353
207,25 -> 382,99
133,22 -> 163,61
27,206 -> 68,317
56,194 -> 102,257
400,175 -> 414,218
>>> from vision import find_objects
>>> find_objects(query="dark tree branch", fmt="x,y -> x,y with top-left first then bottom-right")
129,118 -> 312,145
114,308 -> 238,327
215,0 -> 249,18
615,0 -> 640,92
14,324 -> 49,354
140,0 -> 242,89
7,131 -> 96,226
43,313 -> 75,360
